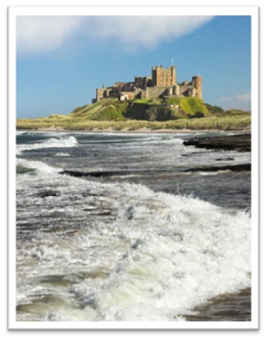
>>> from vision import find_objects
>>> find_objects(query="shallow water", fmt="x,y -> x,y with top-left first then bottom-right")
16,131 -> 251,322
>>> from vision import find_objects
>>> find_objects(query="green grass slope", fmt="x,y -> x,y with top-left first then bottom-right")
69,98 -> 127,121
16,97 -> 251,131
167,97 -> 209,116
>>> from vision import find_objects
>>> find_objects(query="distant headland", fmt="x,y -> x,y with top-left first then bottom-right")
16,64 -> 251,132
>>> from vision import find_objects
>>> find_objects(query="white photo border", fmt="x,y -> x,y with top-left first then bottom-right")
8,5 -> 259,330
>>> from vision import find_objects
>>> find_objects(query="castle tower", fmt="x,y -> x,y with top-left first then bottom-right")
192,76 -> 202,99
152,65 -> 176,87
169,66 -> 176,86
96,87 -> 106,102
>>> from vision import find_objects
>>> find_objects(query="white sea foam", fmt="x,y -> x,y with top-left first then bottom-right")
15,131 -> 251,322
16,130 -> 30,136
16,135 -> 78,155
54,152 -> 71,157
71,184 -> 250,321
16,158 -> 62,176
16,171 -> 251,322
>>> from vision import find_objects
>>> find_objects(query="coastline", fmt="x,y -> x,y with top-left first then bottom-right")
17,126 -> 251,135
17,127 -> 251,152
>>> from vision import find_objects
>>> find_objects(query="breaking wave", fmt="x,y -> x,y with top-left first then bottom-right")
16,159 -> 251,322
16,135 -> 78,155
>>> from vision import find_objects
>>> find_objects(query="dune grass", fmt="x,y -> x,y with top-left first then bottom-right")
17,115 -> 251,131
17,98 -> 251,132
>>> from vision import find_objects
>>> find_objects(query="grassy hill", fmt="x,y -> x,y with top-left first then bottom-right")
69,98 -> 128,121
16,97 -> 251,131
167,97 -> 209,116
68,97 -> 209,121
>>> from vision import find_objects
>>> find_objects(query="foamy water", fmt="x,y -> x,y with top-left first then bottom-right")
16,131 -> 251,322
16,135 -> 78,155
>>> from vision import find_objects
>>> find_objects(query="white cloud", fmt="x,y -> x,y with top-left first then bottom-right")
218,93 -> 251,110
85,16 -> 214,50
17,16 -> 84,54
17,15 -> 213,55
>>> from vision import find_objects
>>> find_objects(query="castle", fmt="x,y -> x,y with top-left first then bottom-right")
94,65 -> 202,103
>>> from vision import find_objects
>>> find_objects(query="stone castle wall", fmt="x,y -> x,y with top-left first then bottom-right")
140,86 -> 168,99
94,65 -> 202,102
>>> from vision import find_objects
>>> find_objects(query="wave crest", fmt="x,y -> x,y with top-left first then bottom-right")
17,135 -> 78,155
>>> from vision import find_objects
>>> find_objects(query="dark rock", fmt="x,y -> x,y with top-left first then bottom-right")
183,288 -> 251,321
183,134 -> 251,152
60,170 -> 125,178
34,190 -> 61,198
184,163 -> 251,173
215,157 -> 234,161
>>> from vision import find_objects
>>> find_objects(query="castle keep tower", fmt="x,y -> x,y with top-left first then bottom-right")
152,65 -> 176,87
192,76 -> 202,100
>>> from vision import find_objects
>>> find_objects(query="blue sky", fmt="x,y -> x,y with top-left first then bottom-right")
16,15 -> 251,118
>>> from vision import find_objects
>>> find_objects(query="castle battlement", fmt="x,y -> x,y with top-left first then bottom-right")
94,65 -> 202,103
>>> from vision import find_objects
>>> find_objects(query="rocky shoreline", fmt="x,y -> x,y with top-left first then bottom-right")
184,163 -> 251,173
183,133 -> 251,152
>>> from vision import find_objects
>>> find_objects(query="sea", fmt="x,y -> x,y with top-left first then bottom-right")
16,130 -> 251,323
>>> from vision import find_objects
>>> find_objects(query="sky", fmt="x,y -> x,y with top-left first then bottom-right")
16,14 -> 251,118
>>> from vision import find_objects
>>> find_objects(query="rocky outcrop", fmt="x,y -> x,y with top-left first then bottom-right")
184,163 -> 251,172
124,103 -> 176,121
183,134 -> 251,152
